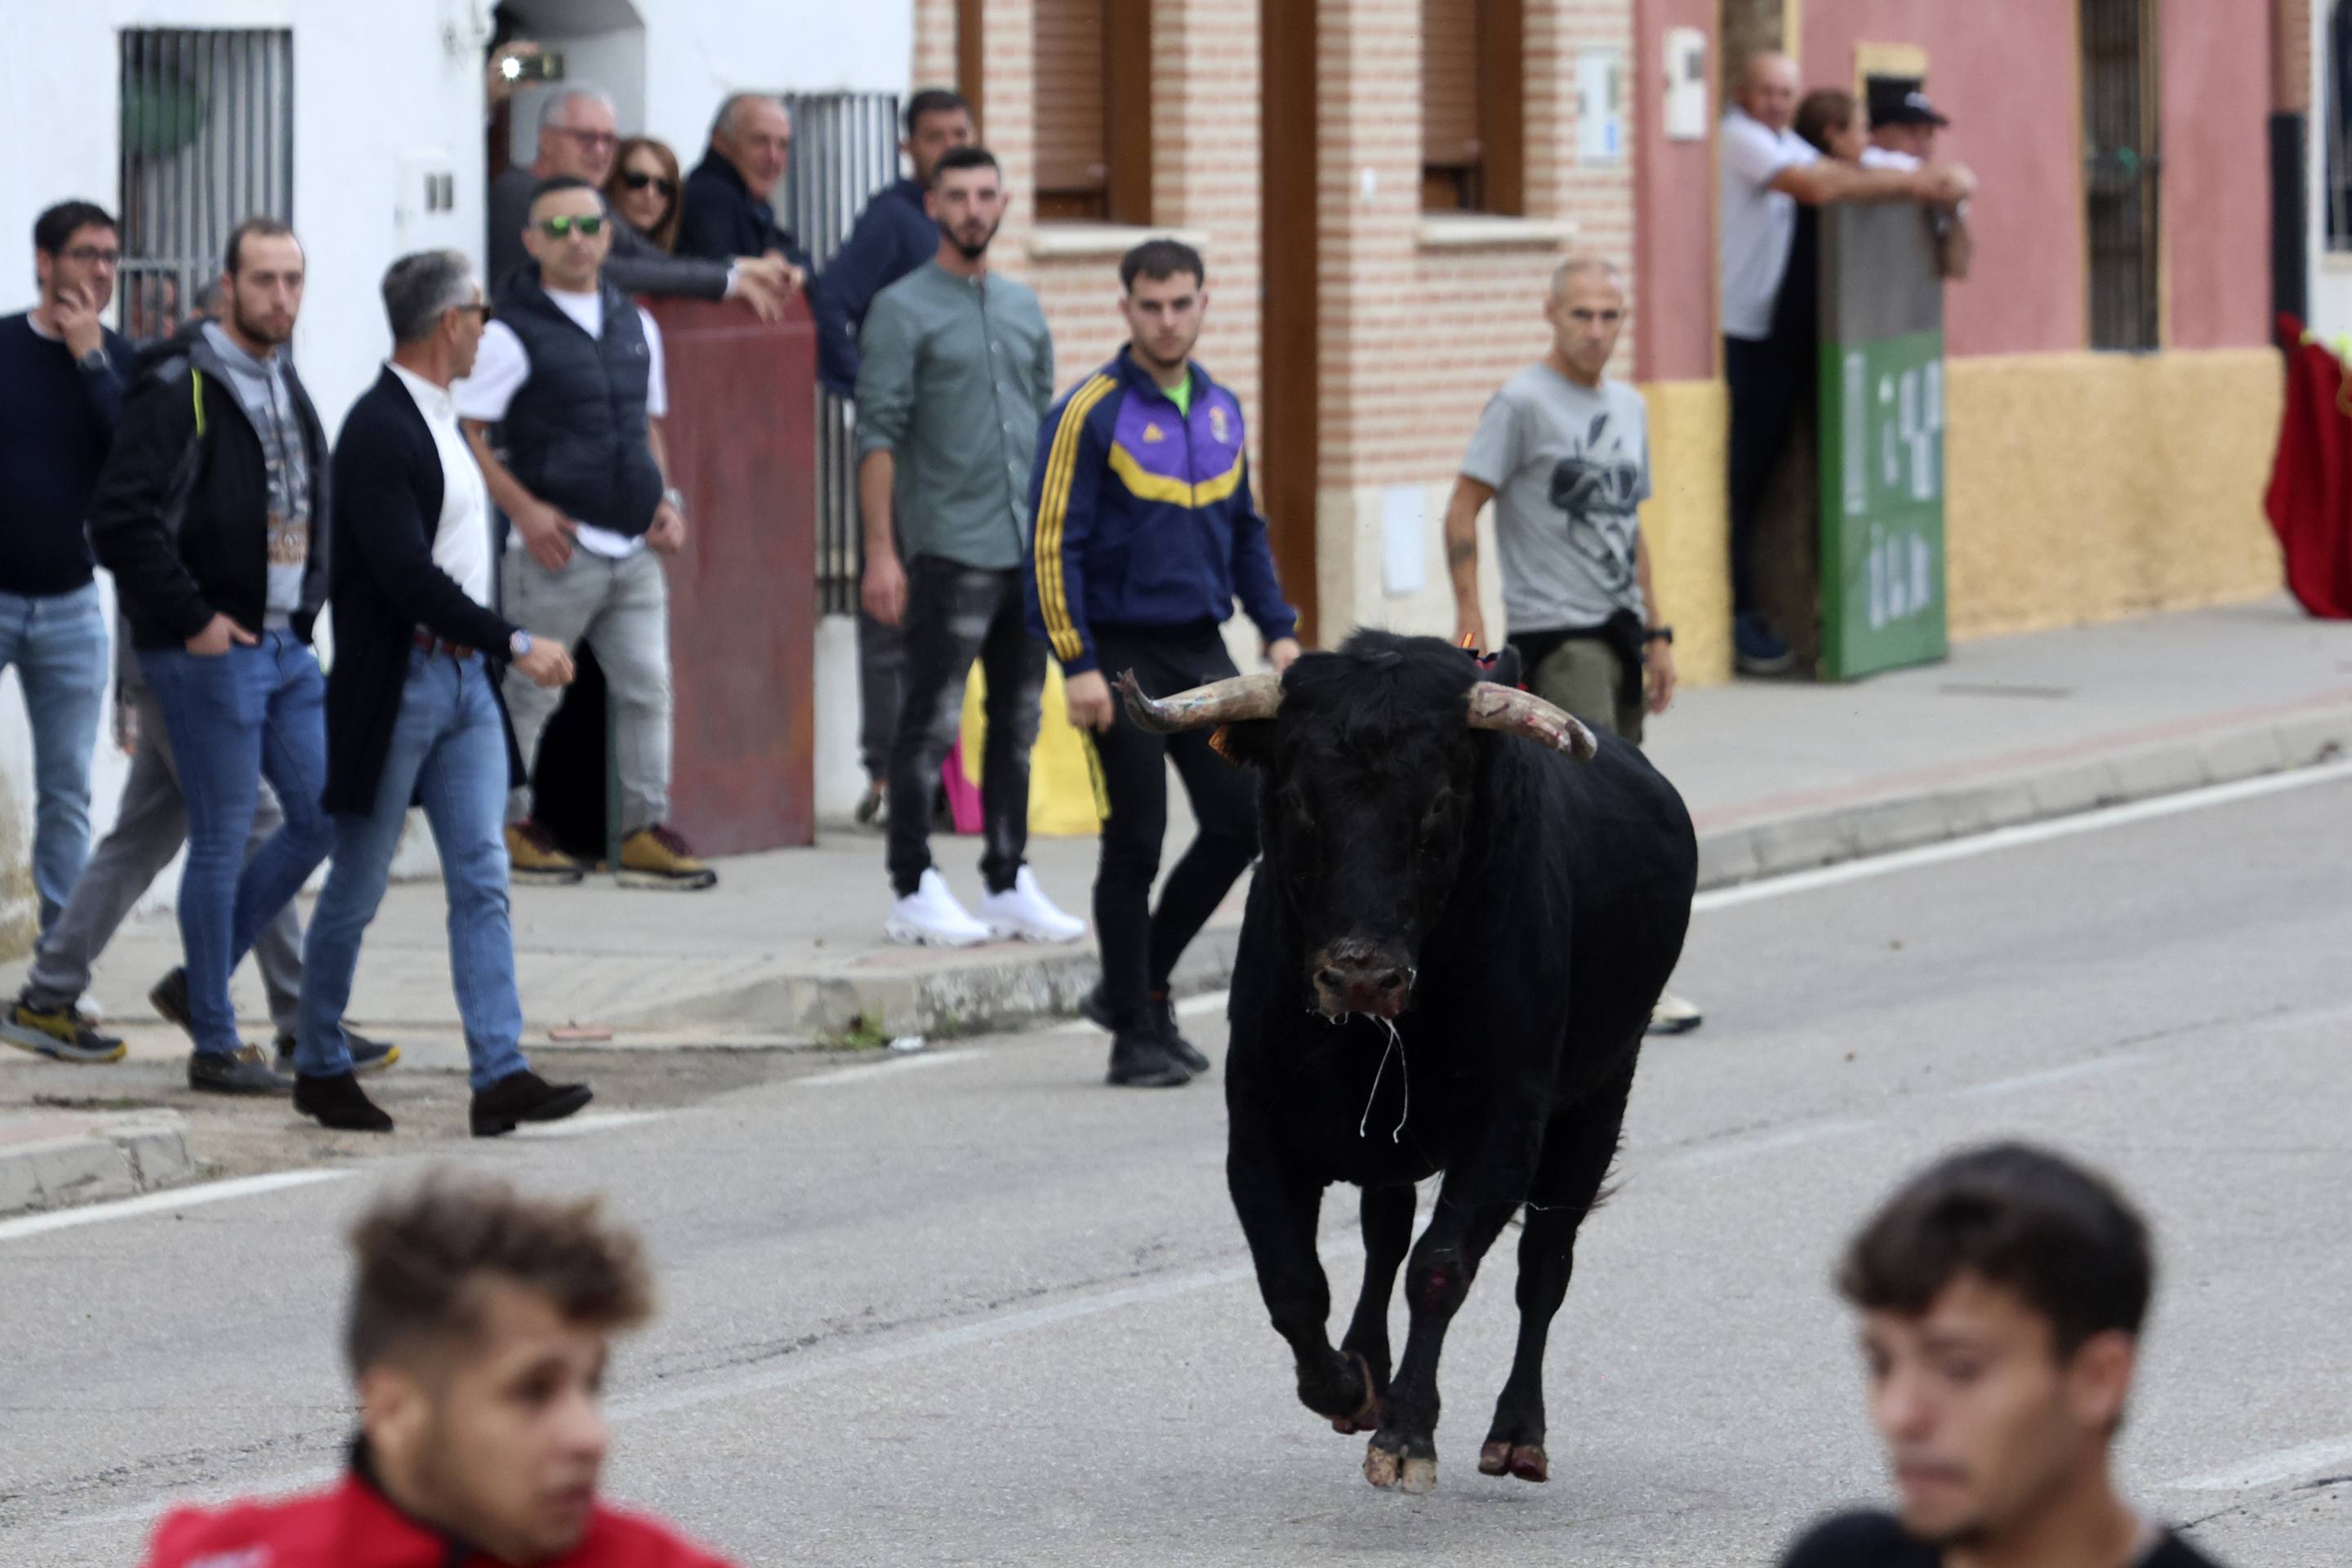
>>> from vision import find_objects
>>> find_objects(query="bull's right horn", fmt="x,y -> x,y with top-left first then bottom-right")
1465,682 -> 1599,761
1115,670 -> 1285,733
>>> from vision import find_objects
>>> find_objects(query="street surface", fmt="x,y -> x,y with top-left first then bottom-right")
4,771 -> 2349,1566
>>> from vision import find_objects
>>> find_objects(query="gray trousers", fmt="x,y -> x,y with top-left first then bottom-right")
24,690 -> 304,1031
500,545 -> 674,834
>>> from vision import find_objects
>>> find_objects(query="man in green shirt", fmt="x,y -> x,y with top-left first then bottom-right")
855,146 -> 1085,948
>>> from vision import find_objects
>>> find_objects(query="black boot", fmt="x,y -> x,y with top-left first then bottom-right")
1151,991 -> 1210,1075
186,1045 -> 291,1095
294,1071 -> 394,1133
470,1069 -> 593,1137
1107,1025 -> 1192,1089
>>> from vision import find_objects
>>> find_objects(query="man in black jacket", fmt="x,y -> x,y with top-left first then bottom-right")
676,94 -> 816,289
291,250 -> 590,1137
87,218 -> 334,1095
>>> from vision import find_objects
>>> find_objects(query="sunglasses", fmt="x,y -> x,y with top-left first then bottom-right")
537,215 -> 606,239
452,302 -> 495,323
621,171 -> 677,197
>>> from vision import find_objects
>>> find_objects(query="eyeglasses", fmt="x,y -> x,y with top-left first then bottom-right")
537,216 -> 606,239
452,302 -> 494,323
553,127 -> 619,151
621,171 -> 678,197
63,246 -> 122,266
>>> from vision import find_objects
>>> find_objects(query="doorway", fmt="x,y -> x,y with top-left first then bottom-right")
1258,0 -> 1321,642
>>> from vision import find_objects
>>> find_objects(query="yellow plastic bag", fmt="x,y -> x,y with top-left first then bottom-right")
960,660 -> 1108,836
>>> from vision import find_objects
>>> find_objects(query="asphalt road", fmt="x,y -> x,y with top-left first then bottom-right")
3,773 -> 2349,1566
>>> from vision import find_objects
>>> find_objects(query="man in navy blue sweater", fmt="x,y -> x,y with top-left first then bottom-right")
813,88 -> 973,827
0,201 -> 134,939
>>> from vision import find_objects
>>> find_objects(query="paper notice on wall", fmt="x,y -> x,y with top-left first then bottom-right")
1382,485 -> 1427,598
1578,48 -> 1627,166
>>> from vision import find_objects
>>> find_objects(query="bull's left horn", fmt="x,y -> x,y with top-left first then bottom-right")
1115,670 -> 1285,733
1465,683 -> 1599,762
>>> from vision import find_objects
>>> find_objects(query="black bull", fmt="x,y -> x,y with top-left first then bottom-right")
1118,631 -> 1697,1494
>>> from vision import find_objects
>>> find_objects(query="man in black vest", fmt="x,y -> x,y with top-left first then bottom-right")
456,176 -> 715,891
296,249 -> 590,1136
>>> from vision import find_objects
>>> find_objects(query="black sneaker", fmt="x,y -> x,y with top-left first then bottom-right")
470,1069 -> 594,1138
187,1045 -> 291,1095
149,966 -> 194,1036
1107,1026 -> 1192,1089
275,1030 -> 401,1075
1084,985 -> 1209,1076
293,1070 -> 394,1133
2,996 -> 127,1064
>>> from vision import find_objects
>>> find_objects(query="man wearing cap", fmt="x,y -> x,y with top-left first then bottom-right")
1864,81 -> 1974,279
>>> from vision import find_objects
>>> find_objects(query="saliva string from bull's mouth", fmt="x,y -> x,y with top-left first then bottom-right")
1359,1016 -> 1408,1143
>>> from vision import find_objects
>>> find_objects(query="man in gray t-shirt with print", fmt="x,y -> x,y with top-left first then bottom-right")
1440,253 -> 1699,1035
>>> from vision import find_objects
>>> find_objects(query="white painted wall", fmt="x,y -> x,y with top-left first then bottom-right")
0,0 -> 911,947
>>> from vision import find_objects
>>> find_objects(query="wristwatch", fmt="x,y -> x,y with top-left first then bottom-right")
509,630 -> 533,660
75,346 -> 109,375
661,486 -> 688,517
1644,625 -> 1675,645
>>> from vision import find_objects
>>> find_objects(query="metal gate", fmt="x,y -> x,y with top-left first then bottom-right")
781,91 -> 903,616
117,29 -> 296,342
2079,0 -> 2161,352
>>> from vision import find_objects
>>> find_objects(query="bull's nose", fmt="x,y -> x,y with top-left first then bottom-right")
1314,962 -> 1412,1018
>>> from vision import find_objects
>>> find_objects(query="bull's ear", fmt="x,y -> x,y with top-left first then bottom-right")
1209,720 -> 1276,768
1481,647 -> 1525,689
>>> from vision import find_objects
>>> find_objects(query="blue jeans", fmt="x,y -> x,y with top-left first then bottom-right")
297,650 -> 528,1089
0,584 -> 109,932
138,632 -> 332,1055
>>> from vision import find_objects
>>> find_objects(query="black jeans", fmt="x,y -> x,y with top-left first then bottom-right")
885,559 -> 1046,898
1089,625 -> 1260,1029
1724,332 -> 1806,616
857,608 -> 906,783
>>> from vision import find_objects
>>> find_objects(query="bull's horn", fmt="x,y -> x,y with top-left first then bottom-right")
1465,683 -> 1599,762
1115,670 -> 1285,733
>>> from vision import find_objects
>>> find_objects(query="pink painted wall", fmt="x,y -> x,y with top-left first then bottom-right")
2158,0 -> 2270,349
1798,0 -> 2087,357
1634,0 -> 1719,381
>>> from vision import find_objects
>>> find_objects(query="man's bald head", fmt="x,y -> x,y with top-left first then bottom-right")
1738,51 -> 1801,132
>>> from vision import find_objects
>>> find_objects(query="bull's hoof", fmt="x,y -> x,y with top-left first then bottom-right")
1364,1432 -> 1437,1494
1331,1353 -> 1384,1434
1478,1440 -> 1549,1482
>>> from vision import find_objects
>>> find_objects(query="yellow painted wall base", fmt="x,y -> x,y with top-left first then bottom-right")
1639,377 -> 1734,685
1944,350 -> 2283,639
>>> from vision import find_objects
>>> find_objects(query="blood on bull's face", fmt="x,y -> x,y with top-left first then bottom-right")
1114,634 -> 1598,1022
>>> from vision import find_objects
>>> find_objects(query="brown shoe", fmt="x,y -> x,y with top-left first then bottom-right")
506,820 -> 587,885
619,824 -> 718,890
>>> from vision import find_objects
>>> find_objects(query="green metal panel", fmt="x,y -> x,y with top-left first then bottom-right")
1817,329 -> 1948,679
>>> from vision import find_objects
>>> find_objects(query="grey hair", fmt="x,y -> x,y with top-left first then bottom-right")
381,250 -> 478,345
1551,252 -> 1626,298
710,90 -> 786,141
539,84 -> 617,139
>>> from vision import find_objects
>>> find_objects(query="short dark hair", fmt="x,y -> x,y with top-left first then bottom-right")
905,87 -> 973,138
929,145 -> 1000,188
529,174 -> 604,212
1120,238 -> 1205,292
1838,1143 -> 2154,1357
345,1174 -> 655,1378
224,216 -> 297,276
35,200 -> 117,256
1794,88 -> 1859,157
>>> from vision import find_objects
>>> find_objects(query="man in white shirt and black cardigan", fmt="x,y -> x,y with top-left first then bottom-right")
291,250 -> 591,1138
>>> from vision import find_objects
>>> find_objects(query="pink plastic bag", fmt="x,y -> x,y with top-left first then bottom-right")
941,740 -> 983,835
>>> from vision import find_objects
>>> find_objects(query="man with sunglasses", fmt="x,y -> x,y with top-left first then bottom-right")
457,177 -> 716,892
486,85 -> 791,320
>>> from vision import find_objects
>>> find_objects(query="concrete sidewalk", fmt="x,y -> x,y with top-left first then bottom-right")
3,595 -> 2345,1049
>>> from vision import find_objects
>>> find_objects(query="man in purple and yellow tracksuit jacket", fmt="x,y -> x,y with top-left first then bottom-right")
1024,238 -> 1300,1090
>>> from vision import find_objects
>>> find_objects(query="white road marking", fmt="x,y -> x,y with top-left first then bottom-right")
0,1169 -> 353,1245
1950,1054 -> 2149,1099
1659,1118 -> 1878,1171
510,1110 -> 670,1139
795,1048 -> 991,1088
1694,760 -> 2352,915
1174,991 -> 1229,1018
2164,1433 -> 2352,1491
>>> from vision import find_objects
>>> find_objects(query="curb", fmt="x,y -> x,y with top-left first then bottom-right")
1692,704 -> 2352,890
0,1111 -> 195,1219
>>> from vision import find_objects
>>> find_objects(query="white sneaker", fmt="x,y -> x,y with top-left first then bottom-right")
1647,988 -> 1704,1036
978,866 -> 1089,945
884,869 -> 995,948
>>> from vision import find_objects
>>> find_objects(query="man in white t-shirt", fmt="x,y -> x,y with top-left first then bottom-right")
1719,51 -> 1972,674
456,176 -> 716,892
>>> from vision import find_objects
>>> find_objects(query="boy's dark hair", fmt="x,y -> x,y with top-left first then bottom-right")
906,87 -> 973,138
529,174 -> 604,213
1120,238 -> 1205,293
1838,1143 -> 2153,1357
224,216 -> 297,276
929,145 -> 1000,188
345,1174 -> 655,1377
34,200 -> 117,256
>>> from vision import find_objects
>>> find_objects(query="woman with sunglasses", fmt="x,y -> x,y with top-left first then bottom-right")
606,137 -> 684,253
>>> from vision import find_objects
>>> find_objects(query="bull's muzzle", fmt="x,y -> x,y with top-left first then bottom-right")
1311,942 -> 1414,1020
